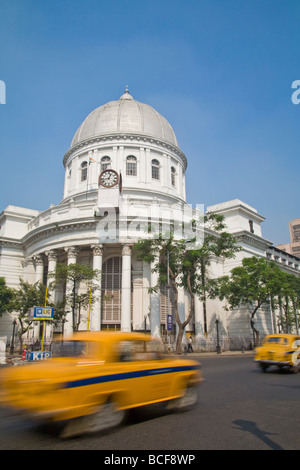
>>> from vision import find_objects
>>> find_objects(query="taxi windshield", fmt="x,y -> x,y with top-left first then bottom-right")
116,339 -> 166,362
264,336 -> 288,345
52,340 -> 91,358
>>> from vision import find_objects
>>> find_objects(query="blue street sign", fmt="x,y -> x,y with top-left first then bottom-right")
28,306 -> 54,320
25,351 -> 52,361
167,314 -> 173,331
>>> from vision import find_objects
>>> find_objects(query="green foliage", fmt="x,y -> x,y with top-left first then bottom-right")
50,263 -> 101,332
133,213 -> 240,351
214,256 -> 300,342
0,277 -> 13,316
9,279 -> 49,352
12,279 -> 48,318
216,257 -> 283,308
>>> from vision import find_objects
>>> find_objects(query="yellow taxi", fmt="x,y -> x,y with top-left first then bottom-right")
0,332 -> 202,438
254,333 -> 300,373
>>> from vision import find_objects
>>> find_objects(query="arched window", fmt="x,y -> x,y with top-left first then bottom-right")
126,155 -> 137,176
171,166 -> 176,187
151,159 -> 160,180
101,156 -> 111,171
81,161 -> 87,181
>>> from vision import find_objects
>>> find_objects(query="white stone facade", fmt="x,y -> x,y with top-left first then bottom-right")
1,89 -> 299,348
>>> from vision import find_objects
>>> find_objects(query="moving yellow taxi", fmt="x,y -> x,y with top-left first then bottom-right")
254,333 -> 300,373
0,332 -> 202,438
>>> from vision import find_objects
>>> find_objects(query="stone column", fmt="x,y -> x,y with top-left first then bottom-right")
194,295 -> 204,342
91,244 -> 103,331
45,250 -> 57,343
121,244 -> 132,332
33,254 -> 45,338
64,247 -> 78,336
46,250 -> 57,292
23,257 -> 35,283
150,256 -> 161,338
34,254 -> 44,284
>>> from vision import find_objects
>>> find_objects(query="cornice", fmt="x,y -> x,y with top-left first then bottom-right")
22,218 -> 98,248
208,202 -> 265,223
0,237 -> 23,249
63,132 -> 187,170
234,230 -> 272,250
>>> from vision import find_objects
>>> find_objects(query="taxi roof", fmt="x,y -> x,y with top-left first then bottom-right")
59,331 -> 155,344
266,333 -> 300,339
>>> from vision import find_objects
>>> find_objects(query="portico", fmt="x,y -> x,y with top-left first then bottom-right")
25,241 -> 162,338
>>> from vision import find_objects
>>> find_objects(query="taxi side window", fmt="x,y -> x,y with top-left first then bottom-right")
117,341 -> 164,362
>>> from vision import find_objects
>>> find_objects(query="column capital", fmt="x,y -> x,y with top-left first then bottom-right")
33,253 -> 44,265
45,249 -> 58,261
64,246 -> 79,258
91,244 -> 103,256
122,244 -> 132,256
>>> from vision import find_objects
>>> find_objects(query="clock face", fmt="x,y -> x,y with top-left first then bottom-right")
99,169 -> 119,187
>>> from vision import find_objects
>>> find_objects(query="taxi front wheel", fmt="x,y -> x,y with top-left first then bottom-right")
167,385 -> 198,411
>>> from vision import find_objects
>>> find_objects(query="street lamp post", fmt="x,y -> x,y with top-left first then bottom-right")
215,319 -> 221,354
10,320 -> 17,355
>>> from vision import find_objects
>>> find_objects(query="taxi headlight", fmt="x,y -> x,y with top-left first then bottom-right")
285,351 -> 295,357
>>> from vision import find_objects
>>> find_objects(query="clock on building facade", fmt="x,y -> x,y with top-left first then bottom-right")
99,169 -> 119,188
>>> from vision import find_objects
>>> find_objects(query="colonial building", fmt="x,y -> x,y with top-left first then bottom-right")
1,88 -> 299,347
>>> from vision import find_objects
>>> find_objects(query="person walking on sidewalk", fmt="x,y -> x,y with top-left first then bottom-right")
187,336 -> 193,353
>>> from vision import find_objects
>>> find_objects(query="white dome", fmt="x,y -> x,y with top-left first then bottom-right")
71,88 -> 179,148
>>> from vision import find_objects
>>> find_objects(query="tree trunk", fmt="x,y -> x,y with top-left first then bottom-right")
18,318 -> 24,354
250,302 -> 261,346
173,272 -> 195,354
200,258 -> 207,335
72,280 -> 76,332
169,278 -> 183,354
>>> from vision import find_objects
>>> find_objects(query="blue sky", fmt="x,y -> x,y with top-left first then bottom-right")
0,0 -> 299,245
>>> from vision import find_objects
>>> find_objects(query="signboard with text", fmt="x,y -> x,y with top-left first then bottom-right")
25,351 -> 52,361
28,307 -> 54,320
167,315 -> 173,331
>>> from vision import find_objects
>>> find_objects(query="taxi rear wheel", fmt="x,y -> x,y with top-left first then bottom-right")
60,399 -> 126,439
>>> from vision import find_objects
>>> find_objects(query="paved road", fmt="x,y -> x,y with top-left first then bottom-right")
0,354 -> 299,450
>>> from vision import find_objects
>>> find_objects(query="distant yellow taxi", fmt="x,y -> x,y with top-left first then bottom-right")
254,334 -> 300,373
0,332 -> 202,437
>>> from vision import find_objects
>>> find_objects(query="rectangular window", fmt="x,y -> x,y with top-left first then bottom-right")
126,161 -> 137,176
152,166 -> 159,180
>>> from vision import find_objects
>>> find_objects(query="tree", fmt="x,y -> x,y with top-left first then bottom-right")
133,213 -> 240,353
214,257 -> 285,345
276,273 -> 300,334
50,263 -> 101,332
191,213 -> 241,336
10,279 -> 49,352
0,277 -> 13,316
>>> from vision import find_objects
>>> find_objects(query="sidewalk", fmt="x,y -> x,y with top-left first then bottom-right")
172,350 -> 255,358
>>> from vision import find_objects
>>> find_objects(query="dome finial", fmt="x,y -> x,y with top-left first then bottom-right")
120,85 -> 133,100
